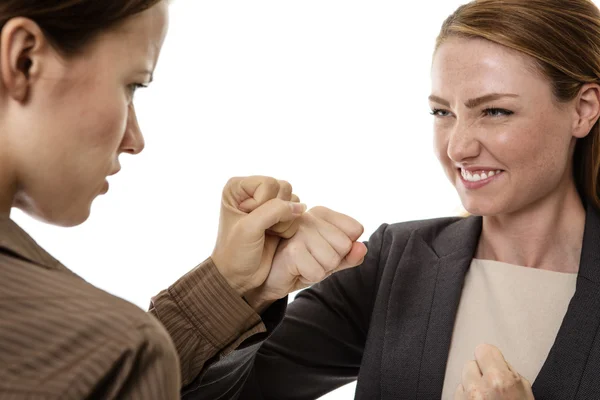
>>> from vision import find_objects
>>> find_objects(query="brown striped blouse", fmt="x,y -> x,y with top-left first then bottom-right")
0,216 -> 266,399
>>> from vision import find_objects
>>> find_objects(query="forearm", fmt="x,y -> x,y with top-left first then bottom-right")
149,257 -> 268,388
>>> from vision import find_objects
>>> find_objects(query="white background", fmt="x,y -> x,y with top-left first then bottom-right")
11,1 -> 478,398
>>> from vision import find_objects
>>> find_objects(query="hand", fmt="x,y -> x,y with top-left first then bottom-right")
244,206 -> 368,311
455,344 -> 534,400
211,176 -> 306,296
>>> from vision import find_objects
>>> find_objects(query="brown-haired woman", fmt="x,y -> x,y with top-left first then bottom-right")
183,1 -> 600,399
0,1 -> 370,399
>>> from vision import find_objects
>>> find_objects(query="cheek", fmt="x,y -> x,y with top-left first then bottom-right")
433,125 -> 450,163
432,127 -> 458,185
78,92 -> 129,151
501,119 -> 569,168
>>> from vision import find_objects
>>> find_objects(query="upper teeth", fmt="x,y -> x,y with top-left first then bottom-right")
461,169 -> 502,182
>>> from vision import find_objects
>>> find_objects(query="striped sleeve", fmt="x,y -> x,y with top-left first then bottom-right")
149,258 -> 267,387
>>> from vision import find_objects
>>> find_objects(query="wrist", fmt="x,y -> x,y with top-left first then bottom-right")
243,288 -> 275,314
211,255 -> 248,296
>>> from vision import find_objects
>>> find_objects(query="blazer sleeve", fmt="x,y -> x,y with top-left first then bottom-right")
182,223 -> 390,400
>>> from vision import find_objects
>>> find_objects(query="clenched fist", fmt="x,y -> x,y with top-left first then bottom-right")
455,344 -> 534,400
244,206 -> 368,311
211,176 -> 305,296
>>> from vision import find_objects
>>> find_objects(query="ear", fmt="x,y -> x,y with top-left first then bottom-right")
572,83 -> 600,139
0,17 -> 48,103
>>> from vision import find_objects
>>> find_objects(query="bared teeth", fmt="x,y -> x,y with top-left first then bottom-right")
461,169 -> 503,182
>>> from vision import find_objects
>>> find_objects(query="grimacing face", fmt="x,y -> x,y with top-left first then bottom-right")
430,36 -> 588,217
4,1 -> 169,226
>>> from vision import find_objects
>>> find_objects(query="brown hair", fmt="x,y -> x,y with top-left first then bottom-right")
0,0 -> 163,55
436,0 -> 600,210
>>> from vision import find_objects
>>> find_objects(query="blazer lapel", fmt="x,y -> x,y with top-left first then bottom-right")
379,215 -> 482,399
416,215 -> 482,399
532,204 -> 600,399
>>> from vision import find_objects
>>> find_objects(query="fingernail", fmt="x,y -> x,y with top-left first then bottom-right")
290,202 -> 307,215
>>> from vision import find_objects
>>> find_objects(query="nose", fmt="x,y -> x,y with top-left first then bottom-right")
119,103 -> 145,155
446,119 -> 481,162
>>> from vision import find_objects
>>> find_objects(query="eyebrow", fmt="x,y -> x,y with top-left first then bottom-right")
428,93 -> 519,108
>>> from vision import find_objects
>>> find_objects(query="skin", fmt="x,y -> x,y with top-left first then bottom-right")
0,0 -> 365,312
430,36 -> 600,273
430,36 -> 600,398
454,344 -> 534,400
0,2 -> 169,226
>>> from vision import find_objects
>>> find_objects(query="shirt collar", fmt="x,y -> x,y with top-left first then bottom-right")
0,215 -> 62,269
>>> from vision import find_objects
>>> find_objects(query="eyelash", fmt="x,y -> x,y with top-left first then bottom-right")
430,108 -> 514,118
129,83 -> 148,97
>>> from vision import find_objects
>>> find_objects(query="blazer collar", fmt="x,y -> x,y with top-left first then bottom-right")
419,213 -> 482,260
0,216 -> 62,269
413,203 -> 600,399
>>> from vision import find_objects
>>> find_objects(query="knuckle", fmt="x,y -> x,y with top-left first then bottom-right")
326,253 -> 342,270
302,211 -> 318,225
264,176 -> 279,189
341,237 -> 353,255
224,176 -> 241,191
349,222 -> 364,240
314,268 -> 328,282
278,180 -> 293,195
486,369 -> 513,389
476,343 -> 494,357
487,371 -> 503,386
309,205 -> 328,215
302,265 -> 325,283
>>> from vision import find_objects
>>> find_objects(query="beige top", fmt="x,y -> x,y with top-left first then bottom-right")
441,258 -> 577,400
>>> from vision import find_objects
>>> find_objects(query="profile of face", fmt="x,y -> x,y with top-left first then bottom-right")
430,36 -> 598,216
0,1 -> 169,226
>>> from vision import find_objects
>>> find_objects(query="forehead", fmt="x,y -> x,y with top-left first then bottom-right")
430,37 -> 545,98
97,1 -> 169,71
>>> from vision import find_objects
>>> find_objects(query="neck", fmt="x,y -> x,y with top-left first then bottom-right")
0,156 -> 15,219
476,183 -> 585,273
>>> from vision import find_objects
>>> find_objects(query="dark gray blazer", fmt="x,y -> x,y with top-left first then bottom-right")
184,204 -> 600,399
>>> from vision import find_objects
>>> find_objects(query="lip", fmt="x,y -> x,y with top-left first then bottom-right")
456,165 -> 503,172
108,168 -> 121,176
458,168 -> 504,190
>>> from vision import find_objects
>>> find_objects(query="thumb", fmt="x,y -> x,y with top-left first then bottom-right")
239,198 -> 307,240
329,242 -> 368,274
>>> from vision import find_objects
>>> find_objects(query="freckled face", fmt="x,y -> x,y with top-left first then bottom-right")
430,37 -> 577,216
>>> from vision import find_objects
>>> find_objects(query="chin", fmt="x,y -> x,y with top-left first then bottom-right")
459,197 -> 506,217
24,202 -> 92,228
15,188 -> 95,227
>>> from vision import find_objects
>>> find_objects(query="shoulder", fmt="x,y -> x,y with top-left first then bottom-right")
0,253 -> 177,398
372,215 -> 467,248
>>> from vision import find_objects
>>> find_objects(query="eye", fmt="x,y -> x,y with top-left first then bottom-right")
430,108 -> 452,117
128,83 -> 148,100
484,107 -> 513,117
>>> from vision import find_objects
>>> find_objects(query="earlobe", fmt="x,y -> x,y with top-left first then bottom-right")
0,18 -> 46,103
573,83 -> 600,139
